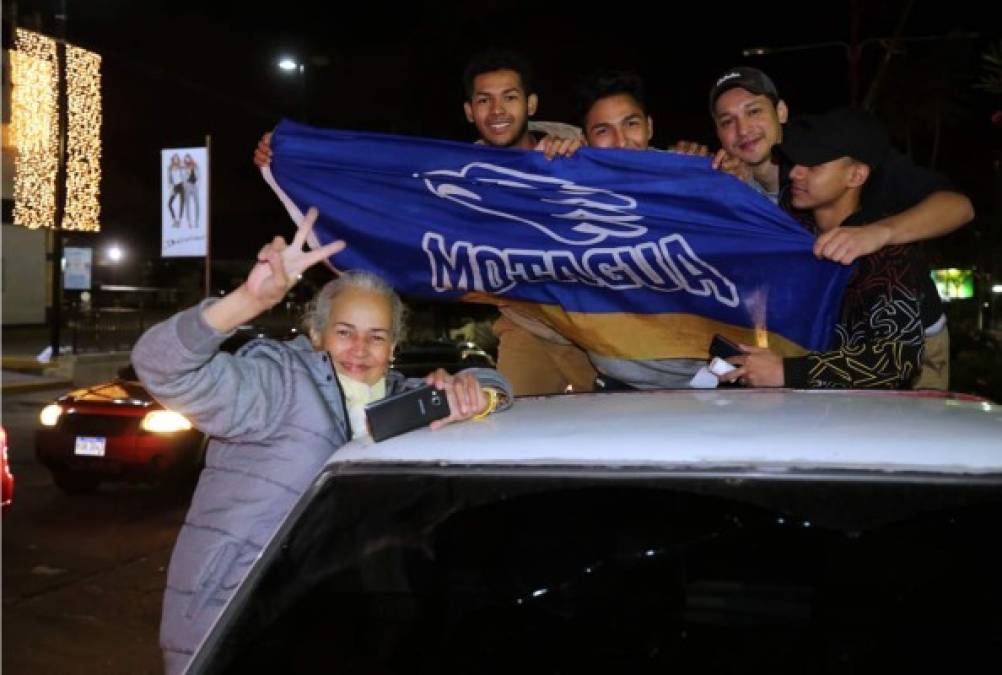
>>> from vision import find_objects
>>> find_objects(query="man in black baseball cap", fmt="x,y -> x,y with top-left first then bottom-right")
704,66 -> 788,202
717,108 -> 927,390
707,66 -> 780,116
775,108 -> 890,218
776,108 -> 889,170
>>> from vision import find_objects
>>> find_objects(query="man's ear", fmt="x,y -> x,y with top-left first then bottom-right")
847,161 -> 871,189
527,93 -> 538,117
776,99 -> 789,124
463,101 -> 474,124
647,116 -> 654,142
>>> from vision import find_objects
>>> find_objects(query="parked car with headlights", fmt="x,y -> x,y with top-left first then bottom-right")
186,388 -> 1002,674
35,371 -> 204,494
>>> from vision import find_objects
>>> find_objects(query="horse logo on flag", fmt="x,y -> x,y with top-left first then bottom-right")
423,162 -> 647,246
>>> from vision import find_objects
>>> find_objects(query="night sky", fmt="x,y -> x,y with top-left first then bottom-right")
7,0 -> 1001,267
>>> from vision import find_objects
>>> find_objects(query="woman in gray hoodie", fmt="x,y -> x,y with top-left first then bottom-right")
132,208 -> 512,674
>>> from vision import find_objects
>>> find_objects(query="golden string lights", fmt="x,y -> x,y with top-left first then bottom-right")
10,28 -> 102,232
63,44 -> 102,231
11,29 -> 59,229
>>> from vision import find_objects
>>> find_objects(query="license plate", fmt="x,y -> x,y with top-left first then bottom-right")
74,436 -> 106,457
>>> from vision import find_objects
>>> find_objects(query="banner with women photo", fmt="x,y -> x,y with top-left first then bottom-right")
161,146 -> 208,257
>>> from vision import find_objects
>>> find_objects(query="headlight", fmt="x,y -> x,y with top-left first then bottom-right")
39,404 -> 64,427
140,410 -> 192,433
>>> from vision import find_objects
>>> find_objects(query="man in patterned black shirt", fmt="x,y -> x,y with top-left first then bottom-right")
720,108 -> 925,389
698,68 -> 968,389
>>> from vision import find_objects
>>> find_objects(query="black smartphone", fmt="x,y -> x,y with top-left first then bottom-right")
365,385 -> 451,442
709,333 -> 743,359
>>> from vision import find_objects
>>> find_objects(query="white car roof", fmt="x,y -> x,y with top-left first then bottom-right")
331,390 -> 1002,476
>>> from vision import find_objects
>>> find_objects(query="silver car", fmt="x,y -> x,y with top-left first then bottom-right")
187,388 -> 1002,674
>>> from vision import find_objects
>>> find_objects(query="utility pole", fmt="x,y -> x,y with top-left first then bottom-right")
204,134 -> 212,297
49,0 -> 68,358
861,0 -> 915,110
848,0 -> 862,107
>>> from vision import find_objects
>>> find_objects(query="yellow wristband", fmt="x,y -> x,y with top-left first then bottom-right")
471,387 -> 498,421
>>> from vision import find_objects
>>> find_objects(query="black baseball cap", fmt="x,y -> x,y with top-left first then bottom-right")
708,67 -> 779,115
775,108 -> 890,168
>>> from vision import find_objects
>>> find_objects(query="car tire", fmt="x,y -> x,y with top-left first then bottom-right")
52,471 -> 101,495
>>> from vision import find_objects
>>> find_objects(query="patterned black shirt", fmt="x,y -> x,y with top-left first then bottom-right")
783,212 -> 925,389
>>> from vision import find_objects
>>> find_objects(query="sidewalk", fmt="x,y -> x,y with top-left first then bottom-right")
1,367 -> 73,394
3,325 -> 78,394
3,309 -> 296,395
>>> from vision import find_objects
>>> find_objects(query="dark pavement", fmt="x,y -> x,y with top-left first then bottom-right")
3,325 -> 190,674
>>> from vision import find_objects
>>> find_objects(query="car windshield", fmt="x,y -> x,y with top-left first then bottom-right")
191,466 -> 1002,674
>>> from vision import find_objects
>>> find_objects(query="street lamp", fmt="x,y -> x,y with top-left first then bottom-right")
742,32 -> 978,109
102,243 -> 126,286
741,41 -> 852,58
277,56 -> 307,121
741,38 -> 889,108
278,57 -> 301,73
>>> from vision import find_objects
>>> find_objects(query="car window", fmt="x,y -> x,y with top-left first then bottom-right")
193,471 -> 1002,674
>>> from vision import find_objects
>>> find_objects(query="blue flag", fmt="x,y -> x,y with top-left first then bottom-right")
264,120 -> 852,360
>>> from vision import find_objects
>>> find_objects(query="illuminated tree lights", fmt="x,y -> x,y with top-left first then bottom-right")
63,45 -> 102,231
11,28 -> 102,232
11,30 -> 59,229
